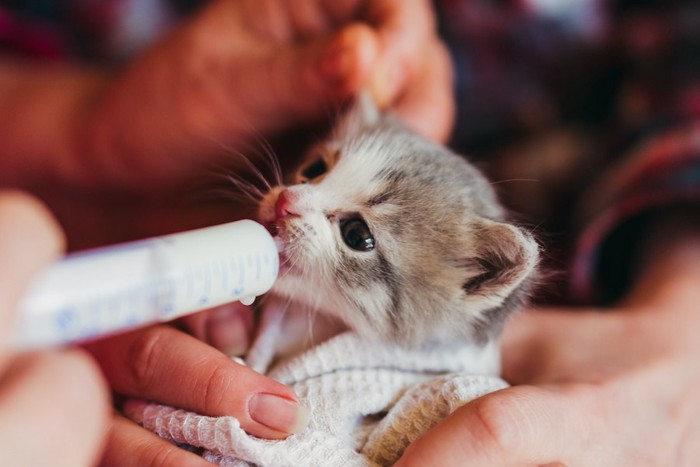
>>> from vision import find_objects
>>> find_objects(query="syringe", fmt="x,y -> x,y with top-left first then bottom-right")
13,220 -> 279,350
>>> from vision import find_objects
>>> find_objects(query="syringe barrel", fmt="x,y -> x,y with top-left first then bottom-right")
14,220 -> 279,349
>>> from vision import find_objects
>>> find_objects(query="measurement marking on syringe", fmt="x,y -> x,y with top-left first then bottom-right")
238,257 -> 245,292
226,257 -> 239,297
211,261 -> 221,291
220,258 -> 229,290
56,308 -> 75,333
199,265 -> 211,306
15,220 -> 278,349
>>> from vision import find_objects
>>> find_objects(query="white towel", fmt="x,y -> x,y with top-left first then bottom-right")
125,317 -> 507,466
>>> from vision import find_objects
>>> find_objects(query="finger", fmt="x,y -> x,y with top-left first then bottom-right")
364,0 -> 437,106
249,22 -> 380,133
0,191 -> 64,361
177,302 -> 254,357
100,413 -> 210,467
0,350 -> 109,467
396,385 -> 593,467
83,325 -> 309,439
391,38 -> 455,143
233,0 -> 354,41
360,0 -> 454,142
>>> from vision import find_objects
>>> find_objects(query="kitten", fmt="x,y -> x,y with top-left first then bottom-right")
256,95 -> 538,360
123,96 -> 537,463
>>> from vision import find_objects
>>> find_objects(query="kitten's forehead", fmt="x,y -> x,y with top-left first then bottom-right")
307,131 -> 396,203
324,127 -> 415,190
325,123 -> 495,216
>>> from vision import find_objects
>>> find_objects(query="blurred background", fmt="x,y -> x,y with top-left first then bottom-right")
1,0 -> 698,302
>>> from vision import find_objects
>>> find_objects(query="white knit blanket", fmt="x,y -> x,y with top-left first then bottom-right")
124,324 -> 507,466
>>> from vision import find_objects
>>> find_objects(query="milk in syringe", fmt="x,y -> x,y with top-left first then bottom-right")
14,220 -> 279,350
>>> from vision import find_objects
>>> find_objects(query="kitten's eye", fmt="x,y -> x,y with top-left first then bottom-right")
340,217 -> 375,252
301,158 -> 327,180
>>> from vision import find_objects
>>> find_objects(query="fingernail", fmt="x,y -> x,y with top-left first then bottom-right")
206,311 -> 250,357
249,393 -> 310,435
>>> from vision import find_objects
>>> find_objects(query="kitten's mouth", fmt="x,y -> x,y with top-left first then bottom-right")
263,220 -> 290,270
265,221 -> 280,237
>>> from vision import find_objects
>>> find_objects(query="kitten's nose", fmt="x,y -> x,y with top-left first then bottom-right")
275,189 -> 300,219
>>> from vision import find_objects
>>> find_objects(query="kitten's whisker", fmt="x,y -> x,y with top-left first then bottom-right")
228,148 -> 273,192
489,178 -> 541,185
199,187 -> 259,206
232,121 -> 283,188
224,172 -> 265,202
240,155 -> 274,192
208,137 -> 275,192
249,130 -> 283,187
280,295 -> 295,323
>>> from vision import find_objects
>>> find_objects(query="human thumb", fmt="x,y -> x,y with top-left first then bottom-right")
395,385 -> 587,466
0,191 -> 64,360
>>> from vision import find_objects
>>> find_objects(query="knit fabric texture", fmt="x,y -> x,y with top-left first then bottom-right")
125,329 -> 507,466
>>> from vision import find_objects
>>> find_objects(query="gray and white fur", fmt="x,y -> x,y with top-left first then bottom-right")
257,94 -> 538,356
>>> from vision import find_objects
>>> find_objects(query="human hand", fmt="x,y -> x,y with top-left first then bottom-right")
397,219 -> 700,466
84,322 -> 309,466
69,0 -> 452,194
0,191 -> 109,466
1,0 -> 453,245
180,301 -> 255,358
0,196 -> 304,467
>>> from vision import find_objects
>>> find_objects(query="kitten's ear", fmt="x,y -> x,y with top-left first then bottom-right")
460,219 -> 538,302
335,91 -> 381,137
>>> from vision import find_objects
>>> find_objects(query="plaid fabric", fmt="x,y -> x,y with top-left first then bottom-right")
438,0 -> 700,304
571,122 -> 700,303
0,0 -> 200,62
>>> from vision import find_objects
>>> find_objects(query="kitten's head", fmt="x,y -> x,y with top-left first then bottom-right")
259,96 -> 538,346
